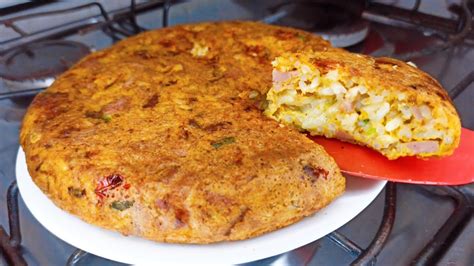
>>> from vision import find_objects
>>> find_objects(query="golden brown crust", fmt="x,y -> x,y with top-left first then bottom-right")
20,21 -> 344,243
309,51 -> 458,112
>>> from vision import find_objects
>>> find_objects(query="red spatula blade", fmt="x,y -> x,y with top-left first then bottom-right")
311,128 -> 474,185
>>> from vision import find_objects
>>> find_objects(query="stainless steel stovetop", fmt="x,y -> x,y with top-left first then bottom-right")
0,1 -> 473,265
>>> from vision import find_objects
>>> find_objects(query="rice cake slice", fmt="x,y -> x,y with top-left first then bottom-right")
265,51 -> 461,159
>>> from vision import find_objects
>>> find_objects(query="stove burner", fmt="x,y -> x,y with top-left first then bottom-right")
0,40 -> 91,90
271,1 -> 368,47
346,28 -> 395,57
316,18 -> 369,48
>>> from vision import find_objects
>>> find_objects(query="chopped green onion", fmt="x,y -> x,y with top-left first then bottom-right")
249,90 -> 260,99
366,127 -> 376,135
85,111 -> 112,123
211,136 -> 235,149
102,114 -> 112,123
110,200 -> 134,211
68,187 -> 85,198
258,99 -> 269,110
358,119 -> 370,127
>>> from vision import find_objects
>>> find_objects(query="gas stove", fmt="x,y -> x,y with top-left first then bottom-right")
0,1 -> 473,265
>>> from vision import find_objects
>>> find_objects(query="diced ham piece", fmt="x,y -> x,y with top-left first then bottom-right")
273,82 -> 283,91
272,69 -> 298,82
101,97 -> 130,114
411,106 -> 423,120
404,141 -> 439,154
341,100 -> 354,113
272,70 -> 287,83
335,130 -> 354,142
272,70 -> 298,92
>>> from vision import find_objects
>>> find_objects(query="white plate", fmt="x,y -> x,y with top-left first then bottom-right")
16,148 -> 386,265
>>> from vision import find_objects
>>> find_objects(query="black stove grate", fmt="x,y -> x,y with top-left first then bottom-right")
0,0 -> 171,101
0,182 -> 25,266
412,186 -> 473,265
364,0 -> 473,61
0,1 -> 473,265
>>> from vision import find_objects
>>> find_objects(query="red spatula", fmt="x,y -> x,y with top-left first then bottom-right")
311,128 -> 474,185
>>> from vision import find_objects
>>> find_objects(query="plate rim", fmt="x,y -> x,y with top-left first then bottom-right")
15,147 -> 386,265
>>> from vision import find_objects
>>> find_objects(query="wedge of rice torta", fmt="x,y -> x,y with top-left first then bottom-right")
20,21 -> 345,244
265,51 -> 461,159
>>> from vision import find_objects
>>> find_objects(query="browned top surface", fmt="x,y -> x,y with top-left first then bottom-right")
19,21 -> 344,243
307,50 -> 457,108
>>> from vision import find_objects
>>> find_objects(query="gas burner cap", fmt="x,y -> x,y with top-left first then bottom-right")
270,1 -> 368,47
315,18 -> 369,48
0,40 -> 91,90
